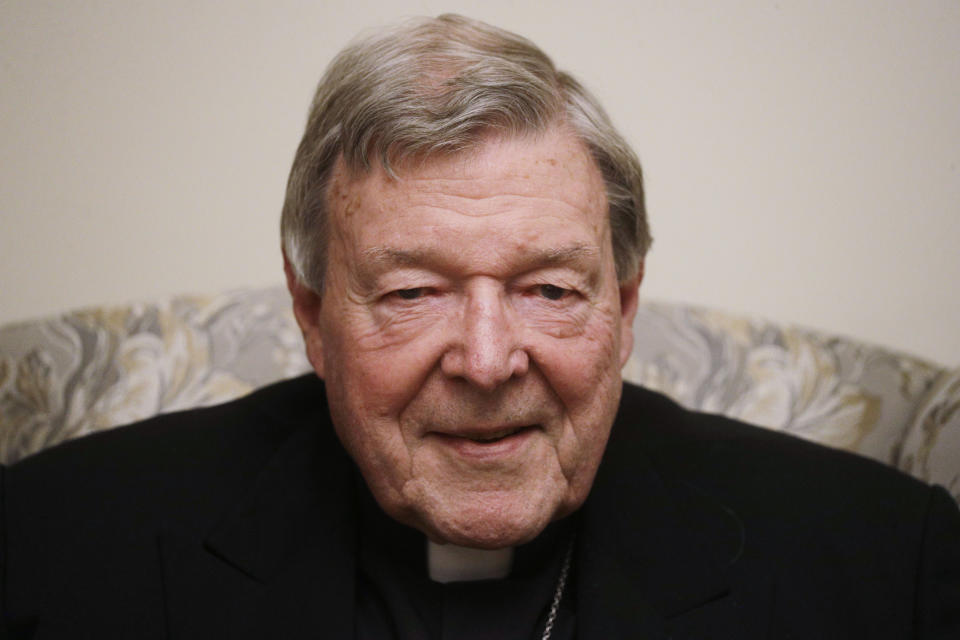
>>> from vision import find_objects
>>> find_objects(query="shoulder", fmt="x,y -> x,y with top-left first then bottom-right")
608,382 -> 957,552
612,384 -> 926,489
1,374 -> 346,635
9,373 -> 327,470
592,384 -> 960,635
3,374 -> 332,529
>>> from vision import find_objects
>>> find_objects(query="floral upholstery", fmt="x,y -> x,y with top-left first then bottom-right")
898,369 -> 960,498
0,288 -> 308,463
1,285 -> 957,501
624,303 -> 946,476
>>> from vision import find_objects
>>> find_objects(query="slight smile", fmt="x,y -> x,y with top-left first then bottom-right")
428,426 -> 540,460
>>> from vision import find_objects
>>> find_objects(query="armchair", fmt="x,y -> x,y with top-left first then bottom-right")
1,286 -> 956,501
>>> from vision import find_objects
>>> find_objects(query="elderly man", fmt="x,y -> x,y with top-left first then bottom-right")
2,14 -> 959,640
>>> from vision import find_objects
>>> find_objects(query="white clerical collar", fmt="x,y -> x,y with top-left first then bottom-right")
427,540 -> 514,583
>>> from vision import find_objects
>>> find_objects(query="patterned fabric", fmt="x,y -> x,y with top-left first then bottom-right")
624,303 -> 943,464
1,286 -> 957,501
899,369 -> 960,498
0,288 -> 308,463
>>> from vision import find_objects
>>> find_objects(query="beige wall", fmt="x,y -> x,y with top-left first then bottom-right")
2,1 -> 958,365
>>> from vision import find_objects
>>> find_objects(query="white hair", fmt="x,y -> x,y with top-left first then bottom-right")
281,14 -> 650,292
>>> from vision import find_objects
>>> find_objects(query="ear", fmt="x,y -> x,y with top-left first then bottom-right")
284,253 -> 326,379
617,261 -> 644,367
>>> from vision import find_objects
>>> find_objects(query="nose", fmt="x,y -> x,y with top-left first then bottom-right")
440,284 -> 529,390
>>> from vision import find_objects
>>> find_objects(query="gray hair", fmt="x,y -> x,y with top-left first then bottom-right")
281,14 -> 650,292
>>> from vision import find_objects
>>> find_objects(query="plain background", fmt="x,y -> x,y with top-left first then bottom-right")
2,1 -> 958,365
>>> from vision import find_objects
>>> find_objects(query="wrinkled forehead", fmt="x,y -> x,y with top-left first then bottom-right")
326,126 -> 608,226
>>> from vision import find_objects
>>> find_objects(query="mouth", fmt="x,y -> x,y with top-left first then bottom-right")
459,426 -> 532,442
429,425 -> 539,459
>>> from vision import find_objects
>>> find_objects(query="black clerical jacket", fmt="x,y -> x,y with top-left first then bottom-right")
2,375 -> 959,638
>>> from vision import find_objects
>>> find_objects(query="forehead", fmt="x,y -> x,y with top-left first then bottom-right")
326,128 -> 609,259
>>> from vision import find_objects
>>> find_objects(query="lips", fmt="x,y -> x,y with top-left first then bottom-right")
459,426 -> 531,442
429,425 -> 538,459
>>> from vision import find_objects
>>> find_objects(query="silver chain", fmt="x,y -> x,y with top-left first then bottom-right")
540,534 -> 575,640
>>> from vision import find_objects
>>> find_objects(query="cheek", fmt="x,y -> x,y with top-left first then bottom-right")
321,309 -> 450,423
537,308 -> 621,393
535,312 -> 622,463
321,332 -> 424,499
513,298 -> 591,339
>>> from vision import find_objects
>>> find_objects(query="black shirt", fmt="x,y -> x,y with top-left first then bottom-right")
354,479 -> 576,640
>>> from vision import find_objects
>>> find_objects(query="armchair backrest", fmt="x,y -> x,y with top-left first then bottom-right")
2,286 -> 957,500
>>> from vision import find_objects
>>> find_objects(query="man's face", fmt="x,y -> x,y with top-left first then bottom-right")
289,126 -> 641,549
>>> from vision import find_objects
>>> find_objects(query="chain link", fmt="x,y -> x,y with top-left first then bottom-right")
540,534 -> 575,640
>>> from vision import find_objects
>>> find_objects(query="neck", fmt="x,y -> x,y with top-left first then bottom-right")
427,541 -> 514,583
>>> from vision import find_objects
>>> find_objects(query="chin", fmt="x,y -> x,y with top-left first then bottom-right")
408,487 -> 577,550
427,516 -> 549,550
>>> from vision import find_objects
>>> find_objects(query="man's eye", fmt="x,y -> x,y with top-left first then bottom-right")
393,288 -> 425,300
537,284 -> 570,301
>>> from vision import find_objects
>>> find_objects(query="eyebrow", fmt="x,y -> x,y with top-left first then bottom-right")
359,244 -> 600,272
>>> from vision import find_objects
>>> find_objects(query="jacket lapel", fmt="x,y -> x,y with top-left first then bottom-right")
157,379 -> 771,639
577,393 -> 758,639
159,423 -> 357,640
